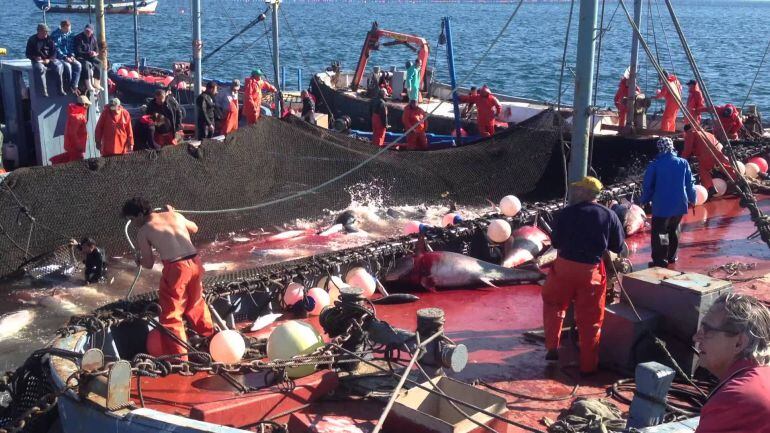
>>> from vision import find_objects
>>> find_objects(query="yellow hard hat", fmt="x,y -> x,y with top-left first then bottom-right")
570,176 -> 603,193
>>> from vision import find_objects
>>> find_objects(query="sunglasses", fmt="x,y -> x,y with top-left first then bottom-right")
699,321 -> 740,337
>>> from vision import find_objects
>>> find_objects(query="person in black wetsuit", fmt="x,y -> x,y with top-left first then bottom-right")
79,237 -> 106,283
195,82 -> 218,139
300,90 -> 316,125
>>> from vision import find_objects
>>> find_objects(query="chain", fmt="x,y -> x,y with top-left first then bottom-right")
0,375 -> 78,433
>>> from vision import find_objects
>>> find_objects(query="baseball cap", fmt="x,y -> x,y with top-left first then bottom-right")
570,176 -> 603,194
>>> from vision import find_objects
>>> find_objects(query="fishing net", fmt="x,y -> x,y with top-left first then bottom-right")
0,111 -> 567,277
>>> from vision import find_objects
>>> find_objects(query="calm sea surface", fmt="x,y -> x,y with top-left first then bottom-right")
1,0 -> 769,113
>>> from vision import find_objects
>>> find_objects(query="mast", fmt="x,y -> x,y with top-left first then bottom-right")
568,0 -> 599,182
132,0 -> 139,68
95,0 -> 109,106
625,0 -> 643,132
192,0 -> 202,134
442,17 -> 463,146
268,0 -> 282,117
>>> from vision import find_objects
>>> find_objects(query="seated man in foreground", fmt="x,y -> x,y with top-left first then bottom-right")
122,197 -> 214,357
694,293 -> 770,433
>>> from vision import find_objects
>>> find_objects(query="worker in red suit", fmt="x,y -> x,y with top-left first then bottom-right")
123,197 -> 214,358
614,69 -> 640,131
459,85 -> 501,137
655,71 -> 682,132
682,124 -> 736,194
95,98 -> 133,156
685,79 -> 706,126
243,69 -> 276,125
693,293 -> 770,433
714,104 -> 744,140
542,176 -> 625,374
50,94 -> 90,164
401,100 -> 428,150
369,88 -> 388,147
221,79 -> 241,136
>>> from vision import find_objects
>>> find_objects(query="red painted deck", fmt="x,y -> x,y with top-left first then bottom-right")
131,195 -> 770,432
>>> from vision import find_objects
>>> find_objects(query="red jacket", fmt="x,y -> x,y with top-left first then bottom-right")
687,83 -> 706,118
243,77 -> 276,123
614,77 -> 640,111
63,103 -> 88,155
95,107 -> 133,156
715,104 -> 743,140
696,360 -> 770,433
402,104 -> 427,134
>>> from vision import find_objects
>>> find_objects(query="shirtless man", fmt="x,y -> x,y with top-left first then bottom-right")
121,197 -> 214,357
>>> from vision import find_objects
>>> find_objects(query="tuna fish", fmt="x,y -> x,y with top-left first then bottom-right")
502,225 -> 551,268
611,201 -> 648,236
385,236 -> 544,291
0,310 -> 35,340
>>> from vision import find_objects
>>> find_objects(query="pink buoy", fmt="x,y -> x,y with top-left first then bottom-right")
748,157 -> 768,174
694,185 -> 708,206
117,68 -> 129,77
128,70 -> 140,79
307,288 -> 330,315
403,220 -> 422,235
345,267 -> 376,299
176,81 -> 188,90
283,282 -> 305,307
441,212 -> 462,227
210,330 -> 246,363
146,328 -> 163,356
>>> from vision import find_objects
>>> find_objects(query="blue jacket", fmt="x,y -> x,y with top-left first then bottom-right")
50,28 -> 75,59
640,151 -> 696,217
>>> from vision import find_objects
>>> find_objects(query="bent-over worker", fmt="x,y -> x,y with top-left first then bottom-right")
542,176 -> 625,374
715,104 -> 744,141
122,197 -> 214,357
694,293 -> 770,433
460,85 -> 501,137
682,124 -> 737,195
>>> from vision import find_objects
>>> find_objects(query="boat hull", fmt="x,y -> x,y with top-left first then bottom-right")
33,0 -> 158,14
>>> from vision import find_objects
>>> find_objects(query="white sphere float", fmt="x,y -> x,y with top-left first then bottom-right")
283,282 -> 305,307
210,330 -> 246,364
713,178 -> 728,197
736,161 -> 746,176
306,287 -> 330,315
499,195 -> 522,217
317,275 -> 348,304
745,162 -> 760,179
693,185 -> 708,206
487,219 -> 512,243
267,321 -> 325,378
345,267 -> 376,299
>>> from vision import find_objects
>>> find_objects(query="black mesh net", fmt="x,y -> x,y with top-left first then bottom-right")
0,111 -> 566,277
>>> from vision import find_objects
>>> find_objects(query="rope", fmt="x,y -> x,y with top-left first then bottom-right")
175,0 -> 526,215
741,36 -> 770,111
653,0 -> 676,74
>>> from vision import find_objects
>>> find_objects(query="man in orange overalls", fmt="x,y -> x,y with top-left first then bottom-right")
542,177 -> 625,374
243,69 -> 276,125
714,104 -> 744,140
614,69 -> 640,131
655,71 -> 682,133
123,197 -> 214,358
685,80 -> 706,126
682,124 -> 737,194
51,94 -> 90,164
369,88 -> 388,146
95,98 -> 133,156
221,79 -> 241,135
401,100 -> 428,150
459,85 -> 501,137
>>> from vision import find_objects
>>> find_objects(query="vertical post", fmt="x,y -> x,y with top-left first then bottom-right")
87,0 -> 93,23
568,0 -> 599,182
297,67 -> 302,91
95,0 -> 109,107
443,17 -> 463,146
192,0 -> 202,134
269,0 -> 282,116
625,0 -> 643,130
281,66 -> 286,90
132,0 -> 139,68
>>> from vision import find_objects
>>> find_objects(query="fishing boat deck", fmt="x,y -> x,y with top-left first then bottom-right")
129,194 -> 770,432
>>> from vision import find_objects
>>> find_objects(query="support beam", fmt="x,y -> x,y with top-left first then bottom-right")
132,0 -> 140,69
192,0 -> 202,135
443,17 -> 463,146
568,0 -> 599,182
269,0 -> 283,117
625,0 -> 643,130
95,0 -> 109,107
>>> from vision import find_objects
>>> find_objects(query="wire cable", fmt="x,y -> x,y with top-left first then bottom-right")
741,36 -> 770,111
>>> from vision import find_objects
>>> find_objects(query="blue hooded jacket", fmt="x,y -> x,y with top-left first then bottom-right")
640,151 -> 697,217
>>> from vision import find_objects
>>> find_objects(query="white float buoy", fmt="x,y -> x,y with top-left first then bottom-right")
307,288 -> 330,315
694,185 -> 708,206
713,178 -> 727,197
345,267 -> 376,298
745,162 -> 760,179
487,219 -> 512,243
499,195 -> 522,217
210,330 -> 246,364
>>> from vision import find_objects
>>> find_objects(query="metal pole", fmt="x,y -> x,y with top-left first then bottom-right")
95,0 -> 109,107
192,0 -> 202,135
568,0 -> 599,182
443,17 -> 463,146
132,0 -> 139,68
625,0 -> 642,130
269,0 -> 282,116
281,66 -> 286,90
87,0 -> 93,23
297,67 -> 302,91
